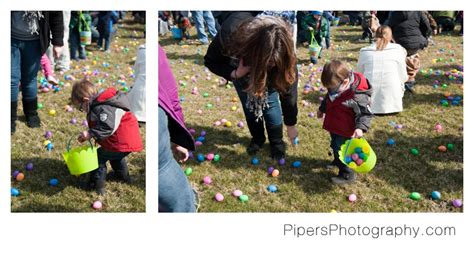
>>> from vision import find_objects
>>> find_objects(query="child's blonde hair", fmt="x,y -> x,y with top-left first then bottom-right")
71,79 -> 98,105
321,60 -> 351,88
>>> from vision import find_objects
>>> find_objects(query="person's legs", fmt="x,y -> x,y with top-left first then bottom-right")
191,11 -> 209,44
103,30 -> 111,51
263,89 -> 285,159
109,153 -> 132,184
55,10 -> 71,71
233,79 -> 266,155
158,107 -> 196,212
329,134 -> 355,184
202,11 -> 217,38
20,39 -> 42,128
69,31 -> 79,60
11,38 -> 21,133
90,147 -> 109,195
405,49 -> 421,93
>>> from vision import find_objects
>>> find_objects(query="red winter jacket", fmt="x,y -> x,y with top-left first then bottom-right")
319,72 -> 374,138
87,87 -> 143,152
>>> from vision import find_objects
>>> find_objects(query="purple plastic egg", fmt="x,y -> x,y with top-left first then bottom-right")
452,199 -> 463,208
267,166 -> 275,174
278,158 -> 286,165
70,118 -> 77,124
26,162 -> 34,171
44,131 -> 53,139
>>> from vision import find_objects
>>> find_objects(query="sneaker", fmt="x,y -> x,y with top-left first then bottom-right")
47,76 -> 59,86
331,172 -> 356,185
404,81 -> 416,94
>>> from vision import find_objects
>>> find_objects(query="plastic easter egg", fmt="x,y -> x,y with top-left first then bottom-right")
355,159 -> 364,166
409,192 -> 421,201
225,121 -> 232,127
271,169 -> 280,177
292,161 -> 301,168
70,118 -> 77,124
44,131 -> 53,139
185,167 -> 193,176
11,188 -> 20,197
293,137 -> 299,145
267,166 -> 275,174
48,109 -> 56,116
452,199 -> 462,208
37,103 -> 43,109
251,157 -> 259,165
12,170 -> 20,178
434,123 -> 443,132
447,144 -> 454,151
267,184 -> 278,193
278,158 -> 286,165
49,178 -> 59,186
330,209 -> 337,213
231,106 -> 237,111
26,162 -> 33,171
213,154 -> 221,162
348,193 -> 357,202
203,176 -> 212,185
431,191 -> 441,200
348,162 -> 357,168
46,143 -> 54,151
351,153 -> 359,161
92,200 -> 102,210
308,112 -> 315,118
197,109 -> 203,114
16,173 -> 25,181
232,190 -> 243,197
82,120 -> 89,127
354,147 -> 362,153
387,138 -> 395,146
345,156 -> 352,164
214,121 -> 222,126
239,194 -> 249,202
197,154 -> 205,162
410,148 -> 419,156
362,146 -> 370,154
237,121 -> 244,128
195,141 -> 202,146
206,103 -> 213,109
438,146 -> 447,152
359,153 -> 368,162
206,153 -> 214,161
203,92 -> 209,98
215,193 -> 224,202
196,136 -> 205,142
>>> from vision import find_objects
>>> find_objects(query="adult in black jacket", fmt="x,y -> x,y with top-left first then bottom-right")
386,11 -> 431,93
204,12 -> 298,160
11,11 -> 64,133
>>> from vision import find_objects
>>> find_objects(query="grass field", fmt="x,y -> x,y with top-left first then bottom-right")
160,21 -> 463,212
11,13 -> 146,212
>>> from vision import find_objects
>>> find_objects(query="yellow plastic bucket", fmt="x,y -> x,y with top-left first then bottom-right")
338,138 -> 376,174
63,138 -> 98,176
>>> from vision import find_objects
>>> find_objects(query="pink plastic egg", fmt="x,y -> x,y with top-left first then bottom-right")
215,193 -> 224,202
214,121 -> 222,126
206,153 -> 214,161
203,176 -> 212,185
92,201 -> 102,210
232,190 -> 243,197
356,159 -> 364,166
351,153 -> 359,161
348,194 -> 357,202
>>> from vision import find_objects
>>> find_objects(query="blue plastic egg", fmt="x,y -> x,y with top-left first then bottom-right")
431,191 -> 441,200
387,138 -> 395,146
251,157 -> 260,165
49,178 -> 59,186
196,136 -> 205,142
11,187 -> 20,197
267,184 -> 278,193
197,154 -> 205,162
354,147 -> 363,153
292,161 -> 302,168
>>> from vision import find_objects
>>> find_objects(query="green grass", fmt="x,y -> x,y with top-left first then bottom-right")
160,23 -> 463,212
11,13 -> 146,212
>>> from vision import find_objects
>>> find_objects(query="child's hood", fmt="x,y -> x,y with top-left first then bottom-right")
91,87 -> 131,111
352,72 -> 372,96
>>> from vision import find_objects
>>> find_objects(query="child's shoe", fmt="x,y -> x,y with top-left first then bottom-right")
47,75 -> 59,86
109,159 -> 132,184
267,124 -> 286,160
331,169 -> 356,185
310,56 -> 318,64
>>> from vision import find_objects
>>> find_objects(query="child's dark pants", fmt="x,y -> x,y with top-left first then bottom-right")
90,147 -> 131,193
330,133 -> 353,176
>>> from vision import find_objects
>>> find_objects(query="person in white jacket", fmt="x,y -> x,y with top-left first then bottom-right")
357,25 -> 408,114
127,44 -> 146,122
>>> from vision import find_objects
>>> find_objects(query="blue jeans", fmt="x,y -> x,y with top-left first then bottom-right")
69,31 -> 86,60
191,11 -> 217,43
11,38 -> 41,102
98,29 -> 111,51
234,79 -> 283,126
91,147 -> 130,182
158,107 -> 196,212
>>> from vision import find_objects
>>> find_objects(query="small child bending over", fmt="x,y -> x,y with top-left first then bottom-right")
71,79 -> 143,194
318,60 -> 374,185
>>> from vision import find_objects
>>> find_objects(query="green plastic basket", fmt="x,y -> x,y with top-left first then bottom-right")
338,138 -> 377,174
63,137 -> 98,176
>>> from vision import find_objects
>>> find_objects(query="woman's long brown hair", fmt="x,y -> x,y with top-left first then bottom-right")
227,16 -> 297,97
375,25 -> 393,51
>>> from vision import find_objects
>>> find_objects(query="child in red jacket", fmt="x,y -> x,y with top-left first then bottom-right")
71,79 -> 143,194
317,60 -> 374,185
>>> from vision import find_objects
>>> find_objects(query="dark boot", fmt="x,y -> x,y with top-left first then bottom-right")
89,168 -> 107,195
267,124 -> 286,160
246,119 -> 266,155
109,157 -> 132,184
22,98 -> 41,128
11,101 -> 18,134
331,159 -> 356,185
